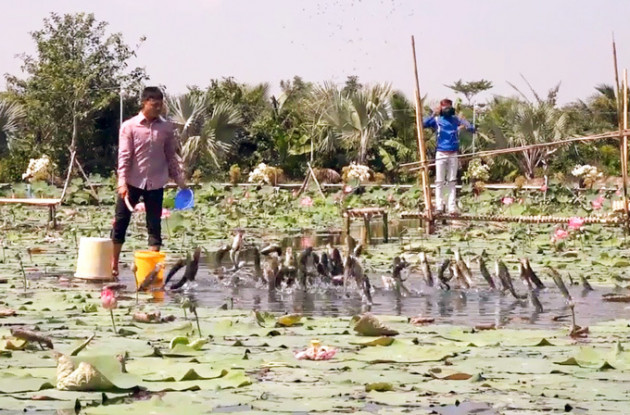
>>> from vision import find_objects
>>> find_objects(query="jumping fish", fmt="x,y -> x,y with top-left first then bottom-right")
580,275 -> 594,291
520,258 -> 545,289
454,249 -> 474,286
529,289 -> 544,313
163,258 -> 186,287
138,262 -> 165,291
418,252 -> 434,287
451,261 -> 470,289
477,256 -> 496,289
496,260 -> 527,300
546,267 -> 572,301
437,258 -> 451,290
170,247 -> 201,290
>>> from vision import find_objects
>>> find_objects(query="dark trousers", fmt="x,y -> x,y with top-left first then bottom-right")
111,184 -> 164,247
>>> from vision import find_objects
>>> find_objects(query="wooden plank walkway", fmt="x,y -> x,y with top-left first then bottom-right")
0,198 -> 61,227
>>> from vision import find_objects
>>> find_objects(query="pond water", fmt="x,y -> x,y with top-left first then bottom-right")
98,223 -> 630,330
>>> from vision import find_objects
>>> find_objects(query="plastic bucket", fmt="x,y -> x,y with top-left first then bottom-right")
134,250 -> 166,291
174,188 -> 194,210
75,237 -> 114,281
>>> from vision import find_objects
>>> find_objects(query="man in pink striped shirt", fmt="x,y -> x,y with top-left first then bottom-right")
110,87 -> 187,277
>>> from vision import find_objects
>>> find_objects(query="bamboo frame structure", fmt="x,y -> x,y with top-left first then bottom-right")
624,69 -> 629,227
401,130 -> 629,171
397,38 -> 630,231
410,35 -> 433,233
400,211 -> 623,226
613,36 -> 630,229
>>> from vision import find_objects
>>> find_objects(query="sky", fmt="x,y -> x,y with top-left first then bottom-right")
2,0 -> 630,105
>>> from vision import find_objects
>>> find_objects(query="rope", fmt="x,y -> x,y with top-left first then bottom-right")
401,130 -> 628,171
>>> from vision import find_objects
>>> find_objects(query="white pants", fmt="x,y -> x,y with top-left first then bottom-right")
435,151 -> 458,212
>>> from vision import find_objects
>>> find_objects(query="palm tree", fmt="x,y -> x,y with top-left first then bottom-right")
486,85 -> 569,179
181,103 -> 242,169
307,83 -> 393,164
166,92 -> 242,171
346,84 -> 392,163
166,92 -> 207,141
0,99 -> 26,155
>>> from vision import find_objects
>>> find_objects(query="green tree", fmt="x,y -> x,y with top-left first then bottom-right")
166,91 -> 242,173
308,83 -> 394,165
445,79 -> 493,105
4,12 -> 147,172
485,84 -> 569,179
342,75 -> 362,96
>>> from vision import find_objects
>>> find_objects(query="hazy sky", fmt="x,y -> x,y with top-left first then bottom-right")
2,0 -> 630,105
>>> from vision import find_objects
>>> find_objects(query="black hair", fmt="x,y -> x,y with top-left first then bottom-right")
141,86 -> 164,102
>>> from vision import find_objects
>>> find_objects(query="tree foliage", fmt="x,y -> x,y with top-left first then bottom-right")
4,12 -> 147,173
445,79 -> 493,104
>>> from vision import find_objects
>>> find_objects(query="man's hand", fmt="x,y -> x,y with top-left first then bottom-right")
117,184 -> 128,198
176,177 -> 189,190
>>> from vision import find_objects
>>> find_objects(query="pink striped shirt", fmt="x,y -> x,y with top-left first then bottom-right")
117,112 -> 185,190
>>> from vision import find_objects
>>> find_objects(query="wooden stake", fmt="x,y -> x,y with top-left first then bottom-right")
411,35 -> 433,233
362,215 -> 371,247
307,162 -> 326,199
74,156 -> 100,203
382,212 -> 389,243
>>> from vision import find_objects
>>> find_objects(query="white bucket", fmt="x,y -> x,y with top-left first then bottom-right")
74,237 -> 114,281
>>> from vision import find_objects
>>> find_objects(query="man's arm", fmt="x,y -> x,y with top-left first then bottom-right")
164,126 -> 187,188
457,116 -> 475,133
422,115 -> 437,129
117,123 -> 133,195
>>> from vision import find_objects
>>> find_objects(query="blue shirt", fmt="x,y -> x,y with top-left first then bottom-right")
422,114 -> 475,152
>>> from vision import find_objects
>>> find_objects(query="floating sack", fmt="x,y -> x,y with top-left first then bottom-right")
56,354 -> 114,391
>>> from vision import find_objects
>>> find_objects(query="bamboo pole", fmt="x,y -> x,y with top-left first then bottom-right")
612,36 -> 630,229
624,69 -> 629,227
401,130 -> 627,171
410,35 -> 433,233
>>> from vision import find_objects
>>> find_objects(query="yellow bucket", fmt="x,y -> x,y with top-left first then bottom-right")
134,250 -> 166,291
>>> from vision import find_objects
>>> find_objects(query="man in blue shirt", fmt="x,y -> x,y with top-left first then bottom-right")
423,99 -> 475,214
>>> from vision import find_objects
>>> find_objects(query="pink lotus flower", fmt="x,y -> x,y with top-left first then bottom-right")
343,185 -> 353,194
591,195 -> 604,210
101,288 -> 117,310
300,197 -> 313,207
160,208 -> 171,219
568,217 -> 585,230
502,197 -> 514,205
244,191 -> 250,199
553,228 -> 569,241
101,288 -> 118,334
226,197 -> 234,205
294,345 -> 337,360
540,184 -> 548,192
134,202 -> 146,213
